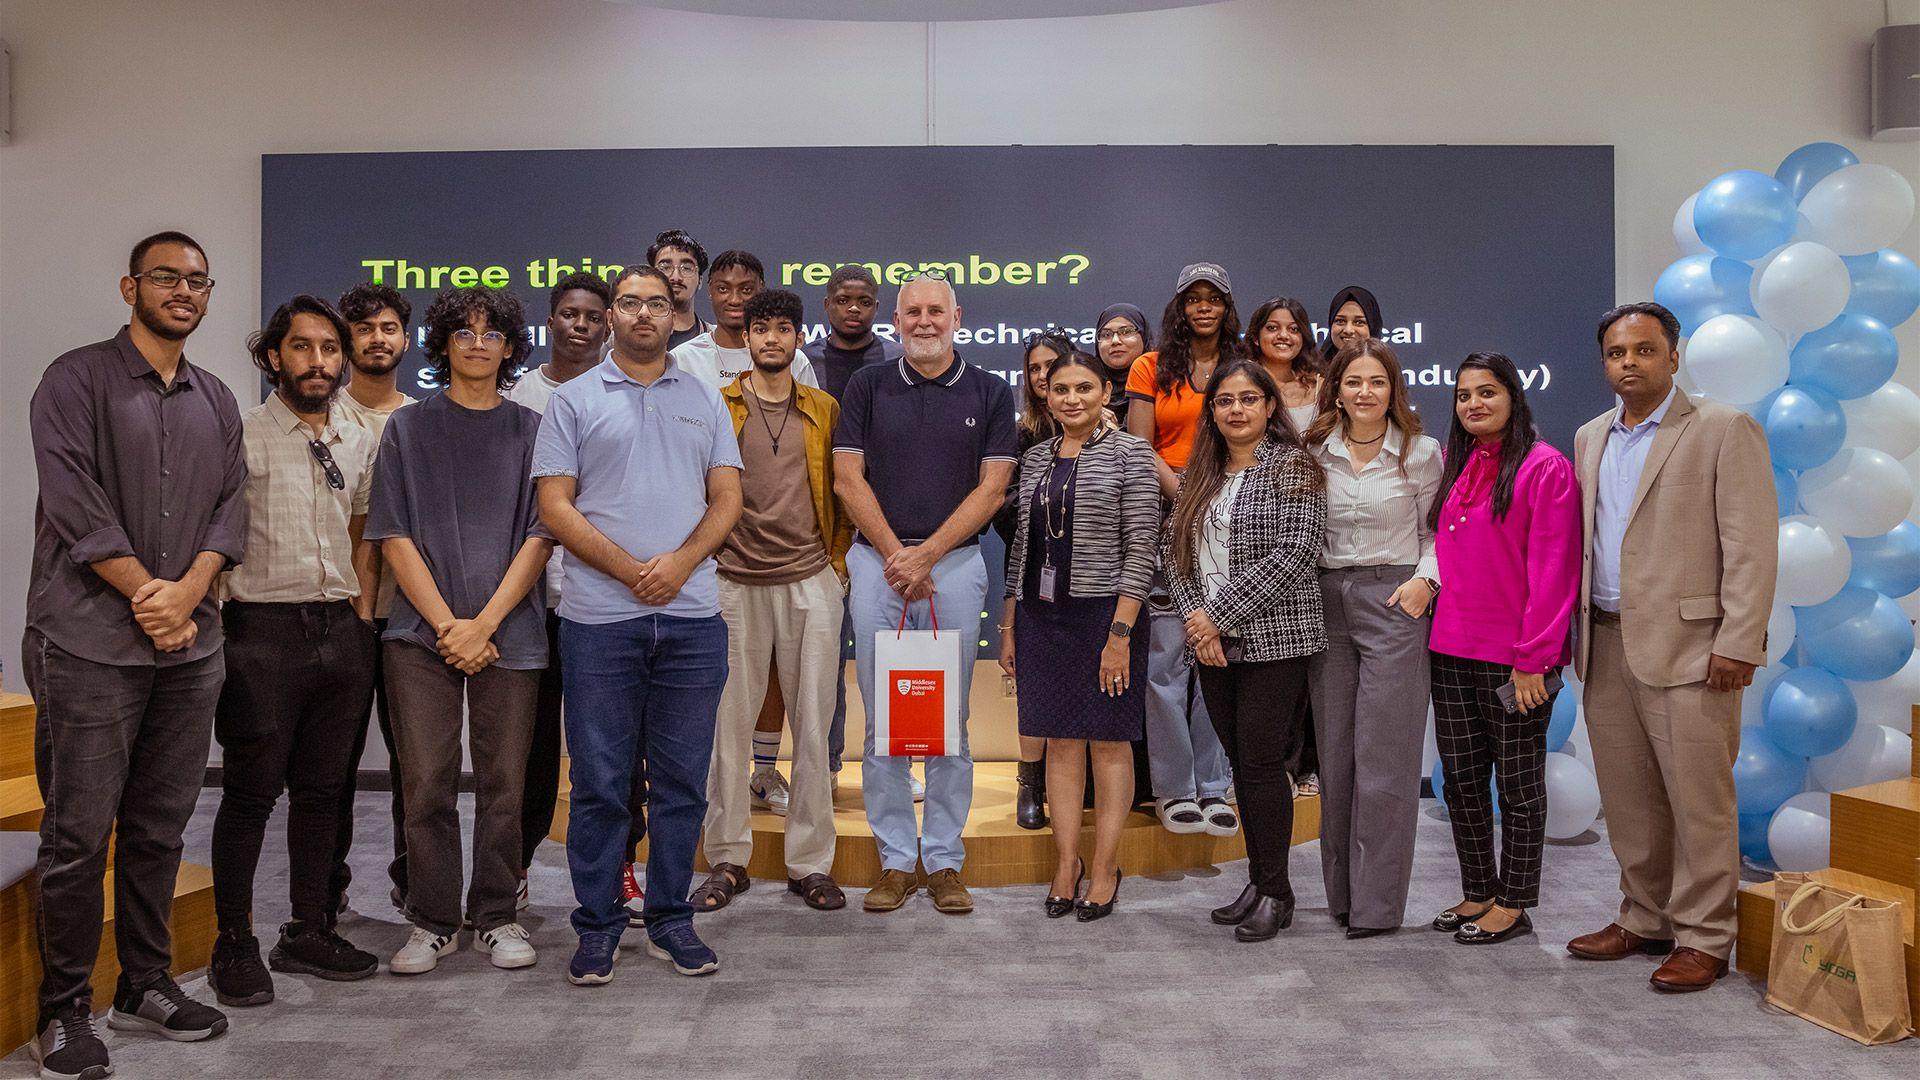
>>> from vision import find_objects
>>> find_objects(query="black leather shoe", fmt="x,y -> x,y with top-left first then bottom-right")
1044,859 -> 1085,919
1432,903 -> 1493,932
1333,912 -> 1349,928
1455,908 -> 1533,945
1345,925 -> 1394,939
1016,759 -> 1048,831
1211,883 -> 1260,925
1234,895 -> 1295,942
1075,870 -> 1122,922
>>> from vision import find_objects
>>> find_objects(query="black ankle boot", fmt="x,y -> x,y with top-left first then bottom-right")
1234,894 -> 1296,942
1211,883 -> 1260,925
1016,759 -> 1048,831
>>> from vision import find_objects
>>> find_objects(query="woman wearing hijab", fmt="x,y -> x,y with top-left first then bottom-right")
1323,286 -> 1384,361
1093,303 -> 1152,428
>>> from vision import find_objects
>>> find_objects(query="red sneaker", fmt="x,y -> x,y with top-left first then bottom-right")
622,863 -> 646,928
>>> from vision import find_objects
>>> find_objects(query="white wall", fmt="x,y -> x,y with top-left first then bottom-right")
2,0 -> 1916,694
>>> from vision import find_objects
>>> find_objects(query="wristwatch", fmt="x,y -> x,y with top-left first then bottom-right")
1109,621 -> 1133,638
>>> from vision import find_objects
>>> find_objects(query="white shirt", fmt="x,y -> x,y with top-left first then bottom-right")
668,331 -> 818,392
505,363 -> 569,607
1314,425 -> 1442,582
1199,470 -> 1248,602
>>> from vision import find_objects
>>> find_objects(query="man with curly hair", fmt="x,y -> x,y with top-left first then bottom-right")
670,249 -> 819,391
647,228 -> 712,350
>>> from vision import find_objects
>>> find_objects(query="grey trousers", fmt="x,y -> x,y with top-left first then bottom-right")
1144,608 -> 1230,802
1307,565 -> 1431,930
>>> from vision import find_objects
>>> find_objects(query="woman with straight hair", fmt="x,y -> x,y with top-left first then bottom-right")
1427,351 -> 1580,946
1303,339 -> 1442,938
1247,296 -> 1322,435
1163,360 -> 1326,942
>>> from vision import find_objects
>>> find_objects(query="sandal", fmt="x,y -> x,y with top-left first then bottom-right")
787,873 -> 847,911
691,863 -> 751,911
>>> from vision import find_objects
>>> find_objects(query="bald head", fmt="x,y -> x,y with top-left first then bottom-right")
895,275 -> 961,367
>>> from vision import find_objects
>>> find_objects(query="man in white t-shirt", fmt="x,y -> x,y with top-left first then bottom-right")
669,249 -> 819,391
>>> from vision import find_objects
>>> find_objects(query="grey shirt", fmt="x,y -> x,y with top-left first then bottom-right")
364,392 -> 550,669
27,326 -> 248,667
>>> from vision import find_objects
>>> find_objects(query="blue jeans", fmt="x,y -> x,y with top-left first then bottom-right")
848,542 -> 987,875
1145,608 -> 1231,801
559,613 -> 727,939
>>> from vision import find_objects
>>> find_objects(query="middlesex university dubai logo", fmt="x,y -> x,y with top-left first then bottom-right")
889,668 -> 946,756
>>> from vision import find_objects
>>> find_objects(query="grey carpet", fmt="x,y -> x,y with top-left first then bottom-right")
4,792 -> 1915,1079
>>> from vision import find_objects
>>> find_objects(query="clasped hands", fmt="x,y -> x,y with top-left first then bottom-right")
435,616 -> 499,674
1185,608 -> 1227,667
883,543 -> 938,600
131,578 -> 201,652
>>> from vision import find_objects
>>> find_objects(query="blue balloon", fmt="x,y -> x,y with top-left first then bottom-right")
1762,666 -> 1858,757
1795,584 -> 1917,681
1738,811 -> 1774,862
1773,466 -> 1799,517
1654,254 -> 1755,334
1844,250 -> 1920,328
1847,522 -> 1920,598
1734,724 -> 1809,816
1429,758 -> 1496,817
1546,690 -> 1578,753
1754,385 -> 1847,471
1787,314 -> 1898,400
1694,169 -> 1796,260
1775,142 -> 1861,202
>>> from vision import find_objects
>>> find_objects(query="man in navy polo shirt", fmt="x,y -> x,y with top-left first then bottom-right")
532,265 -> 743,982
833,272 -> 1017,915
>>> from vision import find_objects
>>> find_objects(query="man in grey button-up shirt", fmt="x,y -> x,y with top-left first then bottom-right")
22,231 -> 244,1072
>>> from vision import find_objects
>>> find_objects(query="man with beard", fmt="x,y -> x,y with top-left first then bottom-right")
207,296 -> 382,1008
693,289 -> 850,914
648,228 -> 712,350
25,231 -> 242,1078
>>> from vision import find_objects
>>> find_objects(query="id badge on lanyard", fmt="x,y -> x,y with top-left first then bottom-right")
1037,563 -> 1058,603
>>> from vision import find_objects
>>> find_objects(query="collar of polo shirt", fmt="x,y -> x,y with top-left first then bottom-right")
896,354 -> 965,387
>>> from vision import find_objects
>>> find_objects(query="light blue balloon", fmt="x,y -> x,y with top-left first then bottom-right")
1795,584 -> 1917,681
1654,254 -> 1755,334
1846,522 -> 1920,598
1773,466 -> 1798,517
1762,666 -> 1858,757
1546,690 -> 1578,753
1775,142 -> 1860,202
1734,724 -> 1808,816
1787,313 -> 1898,400
1755,385 -> 1846,471
1738,811 -> 1774,862
1843,250 -> 1920,328
1429,758 -> 1496,817
1694,169 -> 1797,260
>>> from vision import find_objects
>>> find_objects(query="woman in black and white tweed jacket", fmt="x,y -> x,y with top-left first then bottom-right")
1162,360 -> 1327,943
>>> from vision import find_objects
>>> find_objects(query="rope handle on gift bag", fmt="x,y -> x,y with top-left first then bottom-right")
893,592 -> 941,640
1780,880 -> 1868,936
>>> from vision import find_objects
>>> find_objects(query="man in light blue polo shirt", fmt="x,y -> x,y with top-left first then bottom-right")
532,265 -> 742,983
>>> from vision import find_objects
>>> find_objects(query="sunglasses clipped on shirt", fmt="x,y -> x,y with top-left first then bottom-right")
308,439 -> 345,490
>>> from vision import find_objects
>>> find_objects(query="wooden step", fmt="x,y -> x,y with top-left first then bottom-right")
1736,869 -> 1919,1031
0,693 -> 31,784
1,861 -> 215,1057
0,775 -> 41,833
1831,777 -> 1920,887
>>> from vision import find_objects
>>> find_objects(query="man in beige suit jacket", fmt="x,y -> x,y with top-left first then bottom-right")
1566,302 -> 1777,994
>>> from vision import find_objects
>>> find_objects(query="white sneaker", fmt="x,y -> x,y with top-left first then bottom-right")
390,926 -> 458,975
516,876 -> 530,911
476,923 -> 536,969
750,767 -> 791,816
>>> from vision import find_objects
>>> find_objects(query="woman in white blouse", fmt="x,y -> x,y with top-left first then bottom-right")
1302,338 -> 1443,939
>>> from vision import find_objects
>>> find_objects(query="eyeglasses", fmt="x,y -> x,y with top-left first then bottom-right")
654,262 -> 700,279
307,439 -> 345,491
899,268 -> 949,283
1095,328 -> 1141,343
614,296 -> 675,317
1211,392 -> 1268,411
451,328 -> 507,349
133,269 -> 215,293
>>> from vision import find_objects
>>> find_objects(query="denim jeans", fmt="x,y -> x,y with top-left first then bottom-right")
560,613 -> 728,939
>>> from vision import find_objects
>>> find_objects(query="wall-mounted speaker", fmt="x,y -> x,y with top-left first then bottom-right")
1870,23 -> 1918,142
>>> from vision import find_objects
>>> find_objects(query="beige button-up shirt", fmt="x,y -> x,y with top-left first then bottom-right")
1313,424 -> 1443,582
221,392 -> 375,603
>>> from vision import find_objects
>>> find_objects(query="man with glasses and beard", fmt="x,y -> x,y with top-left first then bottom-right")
25,231 -> 243,1079
207,296 -> 382,1008
648,228 -> 713,351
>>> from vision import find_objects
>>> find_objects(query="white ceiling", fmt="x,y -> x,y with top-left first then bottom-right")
611,0 -> 1224,21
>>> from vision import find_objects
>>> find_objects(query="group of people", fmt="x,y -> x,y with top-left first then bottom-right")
22,227 -> 1778,1080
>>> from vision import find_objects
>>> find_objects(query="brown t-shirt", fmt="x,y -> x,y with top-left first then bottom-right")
718,387 -> 830,585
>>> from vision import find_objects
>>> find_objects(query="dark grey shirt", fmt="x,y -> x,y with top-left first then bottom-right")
27,327 -> 248,667
364,392 -> 550,669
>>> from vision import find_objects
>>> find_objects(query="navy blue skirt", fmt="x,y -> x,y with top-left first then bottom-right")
1013,593 -> 1148,742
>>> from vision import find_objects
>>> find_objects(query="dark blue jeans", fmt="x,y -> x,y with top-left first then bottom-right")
559,613 -> 727,939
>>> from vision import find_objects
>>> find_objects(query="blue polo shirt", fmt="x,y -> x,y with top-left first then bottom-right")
833,354 -> 1017,545
531,355 -> 742,622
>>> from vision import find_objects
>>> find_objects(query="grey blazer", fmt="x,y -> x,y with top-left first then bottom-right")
1004,430 -> 1160,603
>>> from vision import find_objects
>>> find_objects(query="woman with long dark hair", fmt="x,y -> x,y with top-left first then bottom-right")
1125,264 -> 1246,837
1247,296 -> 1321,434
1427,352 -> 1580,946
1093,303 -> 1151,427
1163,360 -> 1326,942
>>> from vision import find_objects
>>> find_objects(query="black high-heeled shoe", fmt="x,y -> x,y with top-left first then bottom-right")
1454,908 -> 1533,945
1210,883 -> 1260,925
1044,859 -> 1085,919
1075,870 -> 1122,922
1234,894 -> 1295,942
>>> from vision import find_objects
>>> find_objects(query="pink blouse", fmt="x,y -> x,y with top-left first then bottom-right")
1429,439 -> 1582,674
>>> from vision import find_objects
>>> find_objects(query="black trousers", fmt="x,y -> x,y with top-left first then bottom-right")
521,610 -> 565,869
1430,651 -> 1553,908
330,616 -> 403,911
1197,655 -> 1310,900
212,601 -> 375,930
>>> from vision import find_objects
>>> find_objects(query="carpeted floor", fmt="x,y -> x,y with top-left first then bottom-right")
4,792 -> 1915,1079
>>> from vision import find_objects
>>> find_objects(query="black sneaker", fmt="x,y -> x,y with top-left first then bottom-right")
269,919 -> 379,981
208,927 -> 275,1007
31,1002 -> 110,1080
107,974 -> 228,1042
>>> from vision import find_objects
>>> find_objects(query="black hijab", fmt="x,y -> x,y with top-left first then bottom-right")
1323,285 -> 1384,359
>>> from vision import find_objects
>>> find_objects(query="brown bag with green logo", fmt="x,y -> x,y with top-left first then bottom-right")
1765,873 -> 1911,1045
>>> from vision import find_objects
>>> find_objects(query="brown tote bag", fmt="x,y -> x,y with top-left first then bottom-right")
1765,873 -> 1912,1045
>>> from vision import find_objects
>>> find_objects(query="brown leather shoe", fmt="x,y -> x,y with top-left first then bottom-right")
926,869 -> 973,915
862,869 -> 918,913
1650,946 -> 1729,992
1566,923 -> 1677,960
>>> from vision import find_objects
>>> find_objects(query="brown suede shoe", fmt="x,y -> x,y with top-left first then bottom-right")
1566,923 -> 1677,960
926,869 -> 973,915
1650,947 -> 1728,992
863,869 -> 918,913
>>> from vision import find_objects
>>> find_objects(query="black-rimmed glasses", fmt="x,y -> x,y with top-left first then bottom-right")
133,269 -> 215,293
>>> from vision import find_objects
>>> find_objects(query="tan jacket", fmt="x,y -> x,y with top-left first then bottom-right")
721,374 -> 853,576
1573,389 -> 1777,687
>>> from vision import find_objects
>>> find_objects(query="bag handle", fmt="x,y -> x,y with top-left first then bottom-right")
1780,880 -> 1868,935
894,591 -> 941,640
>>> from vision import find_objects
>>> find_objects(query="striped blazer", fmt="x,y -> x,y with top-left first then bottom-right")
1005,430 -> 1160,603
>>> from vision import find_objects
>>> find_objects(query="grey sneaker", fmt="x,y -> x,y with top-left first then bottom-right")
107,974 -> 228,1042
32,1002 -> 110,1080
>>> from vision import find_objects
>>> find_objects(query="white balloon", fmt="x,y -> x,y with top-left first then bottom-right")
1809,722 -> 1912,791
1673,192 -> 1709,256
1766,791 -> 1832,871
1674,339 -> 1702,396
1845,651 -> 1918,735
1776,514 -> 1853,606
1683,314 -> 1789,405
1789,210 -> 1827,246
1561,718 -> 1595,772
1750,242 -> 1851,335
1543,754 -> 1601,840
1797,448 -> 1915,537
1799,163 -> 1917,257
1765,599 -> 1797,665
1843,383 -> 1920,461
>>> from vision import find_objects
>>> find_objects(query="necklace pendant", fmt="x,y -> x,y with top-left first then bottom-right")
770,438 -> 780,454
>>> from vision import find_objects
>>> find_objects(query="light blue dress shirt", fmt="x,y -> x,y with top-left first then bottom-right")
1592,386 -> 1678,612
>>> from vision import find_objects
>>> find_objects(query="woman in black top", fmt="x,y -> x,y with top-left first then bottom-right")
1093,303 -> 1151,428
